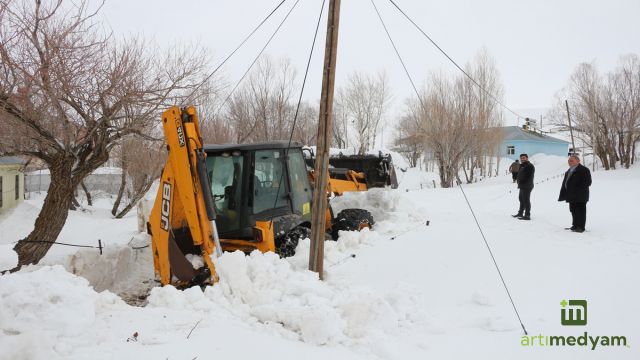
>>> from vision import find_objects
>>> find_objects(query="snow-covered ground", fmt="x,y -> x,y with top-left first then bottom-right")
1,154 -> 638,359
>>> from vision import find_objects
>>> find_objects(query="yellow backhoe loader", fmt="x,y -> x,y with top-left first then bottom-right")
148,106 -> 375,287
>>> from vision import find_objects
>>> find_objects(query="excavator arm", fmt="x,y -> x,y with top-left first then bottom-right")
148,106 -> 222,286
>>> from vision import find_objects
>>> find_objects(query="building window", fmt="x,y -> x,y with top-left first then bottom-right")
507,145 -> 515,155
15,174 -> 19,200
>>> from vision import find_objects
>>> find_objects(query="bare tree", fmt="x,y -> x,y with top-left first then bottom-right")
111,138 -> 164,218
0,0 -> 209,269
461,49 -> 504,183
400,50 -> 505,187
549,54 -> 640,170
337,71 -> 392,154
192,76 -> 231,144
222,56 -> 298,143
332,95 -> 349,148
556,62 -> 616,169
605,54 -> 640,168
291,101 -> 317,145
392,101 -> 424,167
410,73 -> 472,187
217,55 -> 318,145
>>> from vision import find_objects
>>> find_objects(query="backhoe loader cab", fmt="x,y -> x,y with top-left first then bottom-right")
203,141 -> 315,256
203,141 -> 377,257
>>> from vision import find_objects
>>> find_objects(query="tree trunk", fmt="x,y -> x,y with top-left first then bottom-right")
114,178 -> 154,219
111,167 -> 127,216
12,161 -> 75,271
462,163 -> 470,184
70,191 -> 80,210
81,181 -> 92,206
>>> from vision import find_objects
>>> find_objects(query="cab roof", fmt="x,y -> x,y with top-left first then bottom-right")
204,141 -> 303,153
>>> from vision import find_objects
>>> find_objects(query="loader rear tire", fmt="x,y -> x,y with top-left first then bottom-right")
331,209 -> 374,240
276,226 -> 311,258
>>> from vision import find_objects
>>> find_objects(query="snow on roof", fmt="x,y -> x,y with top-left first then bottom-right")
502,126 -> 569,144
0,156 -> 27,166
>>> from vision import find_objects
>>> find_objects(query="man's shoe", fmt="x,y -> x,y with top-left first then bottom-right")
511,213 -> 522,218
518,215 -> 531,220
565,226 -> 576,230
571,227 -> 585,233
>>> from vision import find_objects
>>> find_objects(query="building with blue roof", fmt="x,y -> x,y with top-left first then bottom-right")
501,126 -> 570,160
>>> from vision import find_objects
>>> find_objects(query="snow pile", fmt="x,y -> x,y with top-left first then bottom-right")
395,167 -> 440,191
0,266 -> 125,360
331,187 -> 426,236
0,244 -> 18,271
147,250 -> 425,349
64,233 -> 154,302
526,153 -> 571,181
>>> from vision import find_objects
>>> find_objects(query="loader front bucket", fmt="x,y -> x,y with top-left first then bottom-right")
327,152 -> 398,189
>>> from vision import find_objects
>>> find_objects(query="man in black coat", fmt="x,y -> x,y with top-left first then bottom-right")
512,153 -> 535,220
558,155 -> 592,233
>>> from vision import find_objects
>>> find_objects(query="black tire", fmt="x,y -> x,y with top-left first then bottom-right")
276,226 -> 311,257
331,208 -> 375,240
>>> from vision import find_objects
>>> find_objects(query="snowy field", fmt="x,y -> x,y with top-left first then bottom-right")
1,154 -> 638,359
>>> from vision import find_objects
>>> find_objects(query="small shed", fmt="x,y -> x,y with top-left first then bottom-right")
501,126 -> 569,160
0,156 -> 27,213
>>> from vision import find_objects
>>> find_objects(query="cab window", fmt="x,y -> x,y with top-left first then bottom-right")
253,150 -> 289,214
286,149 -> 312,216
206,153 -> 243,233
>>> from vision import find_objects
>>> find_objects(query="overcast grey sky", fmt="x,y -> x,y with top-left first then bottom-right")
100,0 -> 639,122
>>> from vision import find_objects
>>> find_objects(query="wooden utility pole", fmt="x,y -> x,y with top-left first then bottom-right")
565,100 -> 576,154
309,0 -> 341,280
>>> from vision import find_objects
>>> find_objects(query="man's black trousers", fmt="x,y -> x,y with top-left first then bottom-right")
518,188 -> 532,216
569,202 -> 587,229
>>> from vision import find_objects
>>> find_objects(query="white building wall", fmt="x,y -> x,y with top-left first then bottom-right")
0,165 -> 24,213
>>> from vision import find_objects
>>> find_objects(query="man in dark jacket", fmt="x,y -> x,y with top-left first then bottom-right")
558,155 -> 592,233
513,154 -> 535,220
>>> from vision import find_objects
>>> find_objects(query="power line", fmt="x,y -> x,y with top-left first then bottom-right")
369,0 -> 424,109
457,183 -> 528,335
387,0 -> 526,120
371,0 -> 528,334
270,0 -> 327,227
212,0 -> 303,121
286,0 -> 326,148
12,240 -> 104,254
182,0 -> 288,105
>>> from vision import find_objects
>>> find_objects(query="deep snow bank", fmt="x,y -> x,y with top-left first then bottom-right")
147,249 -> 426,348
0,244 -> 18,271
0,266 -> 125,360
330,187 -> 427,236
64,233 -> 155,304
